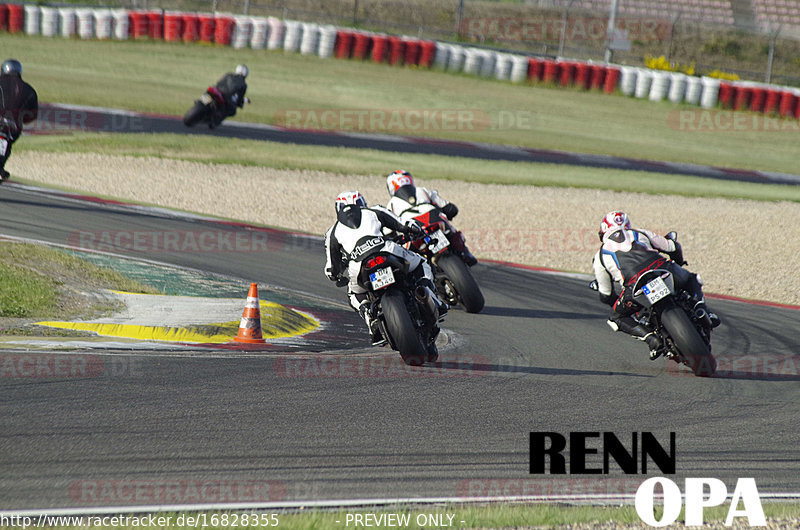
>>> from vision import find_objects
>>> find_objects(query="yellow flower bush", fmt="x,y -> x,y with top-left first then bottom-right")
643,54 -> 695,75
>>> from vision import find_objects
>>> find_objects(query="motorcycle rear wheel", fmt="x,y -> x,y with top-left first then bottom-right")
183,101 -> 209,127
661,306 -> 716,377
382,288 -> 427,366
438,253 -> 484,313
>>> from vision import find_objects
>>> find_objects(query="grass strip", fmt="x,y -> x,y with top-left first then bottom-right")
0,241 -> 157,319
2,34 -> 799,175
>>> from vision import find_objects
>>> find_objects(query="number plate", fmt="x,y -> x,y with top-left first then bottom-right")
369,267 -> 395,290
0,137 -> 7,156
427,229 -> 450,254
200,93 -> 213,105
642,277 -> 670,304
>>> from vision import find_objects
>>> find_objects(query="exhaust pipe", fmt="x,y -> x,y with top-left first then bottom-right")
415,286 -> 439,322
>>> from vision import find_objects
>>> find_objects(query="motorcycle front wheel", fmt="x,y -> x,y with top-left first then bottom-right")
438,253 -> 484,313
183,101 -> 209,127
661,306 -> 716,377
382,288 -> 427,366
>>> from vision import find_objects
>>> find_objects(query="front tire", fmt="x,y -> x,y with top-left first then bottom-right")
382,288 -> 427,366
661,306 -> 716,377
183,101 -> 209,127
438,253 -> 484,313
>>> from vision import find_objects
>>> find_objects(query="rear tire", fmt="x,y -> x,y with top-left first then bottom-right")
661,306 -> 716,377
438,253 -> 484,313
382,288 -> 427,366
183,101 -> 208,127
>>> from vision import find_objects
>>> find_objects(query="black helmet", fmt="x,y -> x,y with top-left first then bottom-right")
1,59 -> 22,76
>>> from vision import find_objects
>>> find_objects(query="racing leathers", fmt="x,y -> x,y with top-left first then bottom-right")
0,72 -> 38,180
213,72 -> 247,125
593,227 -> 715,358
386,187 -> 477,266
324,204 -> 446,344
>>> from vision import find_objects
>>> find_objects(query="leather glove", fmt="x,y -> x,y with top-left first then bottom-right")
441,203 -> 459,219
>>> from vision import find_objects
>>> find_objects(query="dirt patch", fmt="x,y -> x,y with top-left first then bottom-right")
10,151 -> 800,306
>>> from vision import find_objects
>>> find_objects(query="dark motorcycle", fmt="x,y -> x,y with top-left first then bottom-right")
591,232 -> 716,377
351,234 -> 442,366
0,117 -> 18,181
183,87 -> 227,128
404,203 -> 484,313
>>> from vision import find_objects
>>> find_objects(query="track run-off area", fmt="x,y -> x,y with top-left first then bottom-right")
1,176 -> 799,511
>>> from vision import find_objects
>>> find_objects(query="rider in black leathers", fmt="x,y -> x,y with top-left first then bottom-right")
211,64 -> 249,128
0,59 -> 39,182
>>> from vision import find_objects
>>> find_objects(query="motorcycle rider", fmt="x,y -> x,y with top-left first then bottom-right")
324,190 -> 448,346
385,169 -> 477,266
592,211 -> 720,360
211,64 -> 249,128
0,59 -> 39,182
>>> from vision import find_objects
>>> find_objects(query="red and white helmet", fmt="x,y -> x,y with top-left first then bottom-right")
600,211 -> 631,237
335,190 -> 367,213
386,170 -> 415,197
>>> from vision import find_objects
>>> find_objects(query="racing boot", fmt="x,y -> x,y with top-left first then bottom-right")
359,302 -> 386,346
461,248 -> 478,267
608,318 -> 664,360
0,167 -> 9,182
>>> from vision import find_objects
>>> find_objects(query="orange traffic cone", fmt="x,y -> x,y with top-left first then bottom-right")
233,283 -> 266,344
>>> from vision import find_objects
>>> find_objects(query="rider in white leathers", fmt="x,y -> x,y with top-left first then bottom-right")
324,190 -> 448,345
384,170 -> 477,266
593,211 -> 720,359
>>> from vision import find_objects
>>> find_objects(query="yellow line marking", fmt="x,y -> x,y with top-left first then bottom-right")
37,300 -> 319,343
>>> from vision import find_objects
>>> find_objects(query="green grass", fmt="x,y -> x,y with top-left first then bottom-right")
4,502 -> 798,529
3,34 -> 799,175
19,132 -> 800,203
0,241 -> 158,318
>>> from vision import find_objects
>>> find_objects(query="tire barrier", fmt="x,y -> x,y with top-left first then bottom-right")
182,13 -> 199,43
0,4 -> 8,31
6,3 -> 800,122
40,6 -> 57,37
76,8 -> 94,40
299,22 -> 319,55
265,17 -> 284,50
23,4 -> 38,35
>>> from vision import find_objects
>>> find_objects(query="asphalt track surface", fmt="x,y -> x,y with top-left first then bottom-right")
33,103 -> 800,185
1,183 -> 799,511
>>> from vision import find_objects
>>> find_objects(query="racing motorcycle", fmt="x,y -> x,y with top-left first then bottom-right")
349,233 -> 443,366
183,87 -> 244,129
402,203 -> 484,313
591,232 -> 716,377
0,117 -> 17,181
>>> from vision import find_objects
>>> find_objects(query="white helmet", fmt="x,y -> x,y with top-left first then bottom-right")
599,211 -> 631,239
386,170 -> 416,203
335,190 -> 367,213
235,64 -> 249,78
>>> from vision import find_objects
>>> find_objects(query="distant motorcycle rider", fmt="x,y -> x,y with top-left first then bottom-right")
324,190 -> 448,345
592,211 -> 720,359
0,59 -> 39,182
385,170 -> 477,266
211,64 -> 249,127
